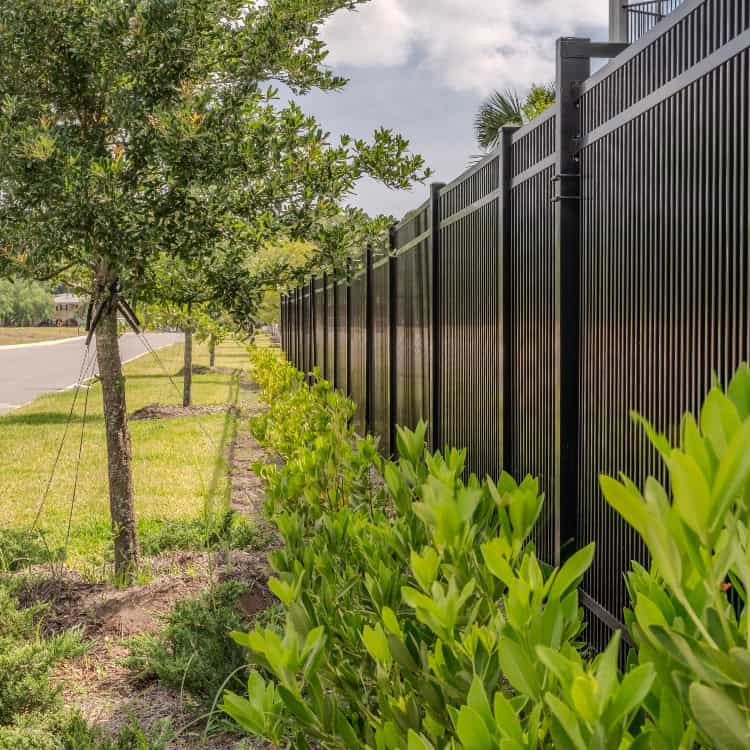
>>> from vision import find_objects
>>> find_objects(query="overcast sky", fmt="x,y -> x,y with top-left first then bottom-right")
291,0 -> 609,218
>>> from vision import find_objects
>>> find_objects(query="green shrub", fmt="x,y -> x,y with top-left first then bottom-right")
0,529 -> 59,572
601,364 -> 750,749
226,349 -> 750,749
126,581 -> 253,704
0,589 -> 85,727
137,511 -> 265,556
0,712 -> 174,750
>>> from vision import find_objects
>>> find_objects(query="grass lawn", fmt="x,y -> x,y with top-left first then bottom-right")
0,326 -> 83,346
0,338 -> 256,573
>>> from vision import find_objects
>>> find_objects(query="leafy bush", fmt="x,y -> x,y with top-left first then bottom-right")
601,364 -> 750,749
126,581 -> 253,704
227,349 -> 750,748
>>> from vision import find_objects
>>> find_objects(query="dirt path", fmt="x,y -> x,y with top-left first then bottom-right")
13,367 -> 276,749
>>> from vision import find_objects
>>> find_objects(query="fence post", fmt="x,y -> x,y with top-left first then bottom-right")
609,0 -> 629,42
554,38 -> 591,566
429,182 -> 445,452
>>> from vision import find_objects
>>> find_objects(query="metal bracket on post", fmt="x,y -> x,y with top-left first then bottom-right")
554,37 -> 592,567
429,182 -> 445,454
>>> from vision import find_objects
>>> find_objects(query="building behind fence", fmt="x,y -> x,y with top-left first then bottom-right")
280,0 -> 750,652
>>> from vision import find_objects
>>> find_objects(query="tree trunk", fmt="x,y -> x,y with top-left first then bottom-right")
183,326 -> 193,407
95,302 -> 139,581
209,333 -> 216,368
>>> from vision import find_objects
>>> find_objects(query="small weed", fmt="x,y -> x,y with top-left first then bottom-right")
0,530 -> 61,572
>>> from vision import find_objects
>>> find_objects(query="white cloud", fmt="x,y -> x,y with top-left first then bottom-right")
322,0 -> 608,94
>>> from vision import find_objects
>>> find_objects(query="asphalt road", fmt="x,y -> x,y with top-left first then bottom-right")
0,332 -> 182,414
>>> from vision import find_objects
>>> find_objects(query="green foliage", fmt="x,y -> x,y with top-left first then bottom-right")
0,278 -> 54,325
229,349 -> 596,748
137,511 -> 266,557
0,529 -> 58,572
126,581 -> 254,703
0,712 -> 174,750
600,363 -> 750,749
229,350 -> 750,749
474,84 -> 556,151
0,591 -> 84,727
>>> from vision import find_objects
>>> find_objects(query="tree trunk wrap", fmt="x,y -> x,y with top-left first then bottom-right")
95,302 -> 139,579
183,327 -> 193,407
209,333 -> 216,368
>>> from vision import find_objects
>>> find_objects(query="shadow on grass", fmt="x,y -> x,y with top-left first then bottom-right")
204,370 -> 242,508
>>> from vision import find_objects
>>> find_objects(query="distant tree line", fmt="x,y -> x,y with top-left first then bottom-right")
0,279 -> 54,326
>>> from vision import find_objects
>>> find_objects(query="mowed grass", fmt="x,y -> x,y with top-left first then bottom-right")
0,338 -> 256,571
0,326 -> 83,346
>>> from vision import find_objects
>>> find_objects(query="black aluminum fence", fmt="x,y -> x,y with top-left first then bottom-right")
625,1 -> 687,42
281,0 -> 750,652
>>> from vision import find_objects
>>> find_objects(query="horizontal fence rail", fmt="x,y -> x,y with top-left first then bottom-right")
280,0 -> 750,654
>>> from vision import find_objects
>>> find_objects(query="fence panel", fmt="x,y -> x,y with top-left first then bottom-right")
625,1 -> 686,42
325,277 -> 336,382
369,252 -> 392,454
334,281 -> 349,394
313,277 -> 326,375
392,201 -> 434,445
294,288 -> 302,371
349,270 -> 368,435
438,156 -> 503,479
577,6 -> 750,649
301,282 -> 312,376
506,109 -> 558,567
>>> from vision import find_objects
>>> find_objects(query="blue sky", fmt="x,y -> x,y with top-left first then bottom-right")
292,0 -> 610,219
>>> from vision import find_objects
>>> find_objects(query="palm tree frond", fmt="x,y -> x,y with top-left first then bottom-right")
473,89 -> 523,151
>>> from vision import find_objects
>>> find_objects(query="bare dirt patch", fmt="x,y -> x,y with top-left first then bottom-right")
15,550 -> 270,640
131,404 -> 238,420
12,547 -> 272,749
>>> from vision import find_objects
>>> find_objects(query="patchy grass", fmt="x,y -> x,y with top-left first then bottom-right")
0,326 -> 83,346
0,340 -> 257,572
